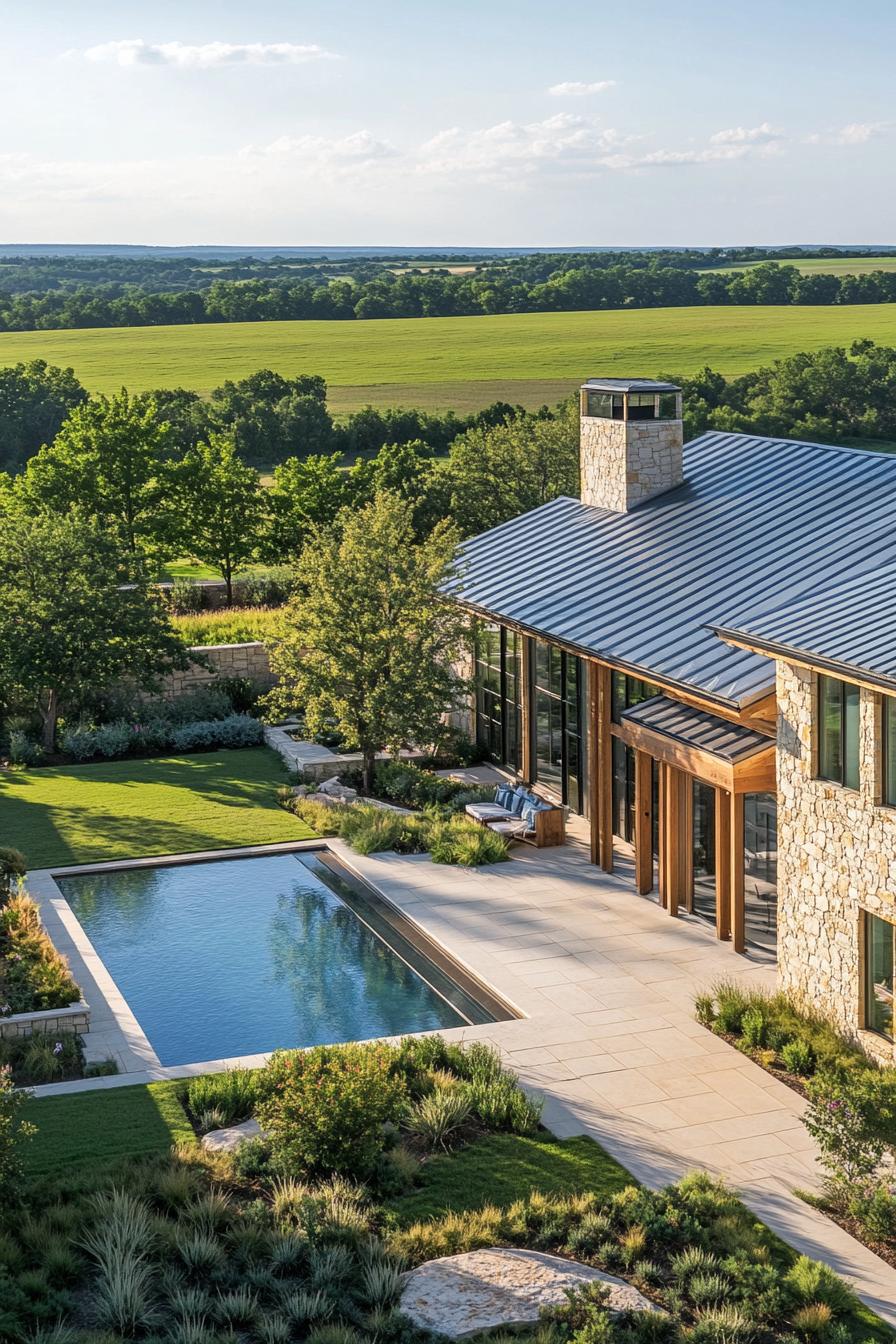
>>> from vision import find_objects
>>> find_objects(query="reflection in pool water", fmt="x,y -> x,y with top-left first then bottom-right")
59,852 -> 465,1066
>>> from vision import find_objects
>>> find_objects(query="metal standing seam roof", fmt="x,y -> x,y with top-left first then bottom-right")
711,549 -> 896,692
621,695 -> 775,763
446,430 -> 896,709
581,378 -> 681,393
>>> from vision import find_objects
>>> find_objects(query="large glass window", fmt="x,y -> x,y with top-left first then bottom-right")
691,781 -> 716,925
611,739 -> 636,843
474,623 -> 521,771
744,793 -> 778,956
611,672 -> 659,724
865,912 -> 895,1041
533,639 -> 584,812
582,389 -> 624,420
817,674 -> 860,790
883,696 -> 896,807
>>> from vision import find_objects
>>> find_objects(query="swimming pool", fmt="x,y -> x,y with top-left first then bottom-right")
58,849 -> 508,1067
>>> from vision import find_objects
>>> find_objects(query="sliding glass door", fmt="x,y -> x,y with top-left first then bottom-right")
533,640 -> 584,812
691,780 -> 717,924
474,623 -> 521,771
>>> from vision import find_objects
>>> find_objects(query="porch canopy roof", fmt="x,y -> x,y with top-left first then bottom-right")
447,431 -> 896,711
617,695 -> 776,794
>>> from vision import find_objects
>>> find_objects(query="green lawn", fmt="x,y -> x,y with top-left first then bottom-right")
389,1132 -> 631,1224
23,1081 -> 195,1176
4,304 -> 896,413
705,254 -> 896,276
0,747 -> 314,869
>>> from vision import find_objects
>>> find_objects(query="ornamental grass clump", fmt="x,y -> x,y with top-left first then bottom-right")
185,1068 -> 259,1130
257,1044 -> 408,1179
0,891 -> 81,1014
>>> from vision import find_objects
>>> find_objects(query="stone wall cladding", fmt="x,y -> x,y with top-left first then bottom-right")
0,1001 -> 90,1040
777,660 -> 896,1064
580,417 -> 683,512
153,642 -> 274,700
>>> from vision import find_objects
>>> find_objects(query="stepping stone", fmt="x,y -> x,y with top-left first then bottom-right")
201,1118 -> 262,1153
400,1247 -> 662,1337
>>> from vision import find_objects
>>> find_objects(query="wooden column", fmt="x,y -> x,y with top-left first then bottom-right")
730,791 -> 746,952
634,750 -> 653,895
664,764 -> 688,917
588,661 -> 601,866
714,787 -> 732,942
597,665 -> 614,872
519,634 -> 533,782
657,762 -> 667,908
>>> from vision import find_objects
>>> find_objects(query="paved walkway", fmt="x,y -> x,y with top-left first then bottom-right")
333,840 -> 896,1328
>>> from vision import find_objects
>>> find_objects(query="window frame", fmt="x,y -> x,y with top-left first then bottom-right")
816,673 -> 860,791
882,694 -> 896,807
863,909 -> 896,1043
474,622 -> 521,771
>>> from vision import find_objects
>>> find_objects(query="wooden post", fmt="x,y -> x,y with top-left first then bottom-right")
657,762 -> 667,908
597,665 -> 614,872
588,661 -> 601,866
715,787 -> 732,941
519,634 -> 533,781
665,765 -> 686,917
634,750 -> 653,894
730,791 -> 746,952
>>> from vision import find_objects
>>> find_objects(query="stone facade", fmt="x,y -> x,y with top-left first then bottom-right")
0,1001 -> 90,1041
777,659 -> 896,1064
580,416 -> 684,512
152,641 -> 274,701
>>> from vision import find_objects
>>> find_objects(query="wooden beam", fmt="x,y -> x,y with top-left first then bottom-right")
519,634 -> 533,781
730,791 -> 746,953
715,788 -> 732,941
634,749 -> 653,895
597,664 -> 614,872
613,717 -> 737,792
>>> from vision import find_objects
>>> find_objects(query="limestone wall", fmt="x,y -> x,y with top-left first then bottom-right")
0,1001 -> 90,1041
154,642 -> 274,700
580,417 -> 683,512
777,660 -> 896,1064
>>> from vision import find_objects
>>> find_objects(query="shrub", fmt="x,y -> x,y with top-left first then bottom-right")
783,1255 -> 858,1312
185,1069 -> 258,1129
0,1064 -> 35,1204
428,815 -> 509,867
466,1076 -> 542,1133
405,1089 -> 472,1151
711,981 -> 751,1035
849,1184 -> 896,1242
694,994 -> 715,1027
803,1070 -> 891,1193
0,848 -> 26,902
283,797 -> 343,837
168,579 -> 207,614
780,1037 -> 815,1076
740,1006 -> 767,1049
170,714 -> 264,753
237,567 -> 293,608
92,722 -> 133,759
0,891 -> 81,1013
2,1033 -> 83,1086
7,730 -> 42,768
257,1044 -> 408,1178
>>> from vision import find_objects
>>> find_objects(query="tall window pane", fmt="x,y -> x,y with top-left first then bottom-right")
865,913 -> 895,1041
474,622 -> 521,771
884,697 -> 896,806
844,683 -> 860,790
817,674 -> 860,789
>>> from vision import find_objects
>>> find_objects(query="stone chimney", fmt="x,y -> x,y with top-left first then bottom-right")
579,378 -> 683,512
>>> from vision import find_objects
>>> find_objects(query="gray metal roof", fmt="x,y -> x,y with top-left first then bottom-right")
712,551 -> 896,692
622,695 -> 774,762
446,431 -> 896,709
581,377 -> 680,393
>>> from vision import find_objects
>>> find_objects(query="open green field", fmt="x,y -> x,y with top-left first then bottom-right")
0,747 -> 314,868
4,303 -> 896,413
706,254 -> 896,276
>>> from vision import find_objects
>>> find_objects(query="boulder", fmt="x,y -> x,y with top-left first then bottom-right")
399,1247 -> 662,1338
318,776 -> 358,803
201,1118 -> 263,1153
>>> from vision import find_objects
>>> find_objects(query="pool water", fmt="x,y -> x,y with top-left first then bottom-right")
59,851 -> 473,1066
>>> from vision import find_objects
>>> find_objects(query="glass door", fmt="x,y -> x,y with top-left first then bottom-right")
532,640 -> 584,812
691,780 -> 716,924
743,792 -> 777,955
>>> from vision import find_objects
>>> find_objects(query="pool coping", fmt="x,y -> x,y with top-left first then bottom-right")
26,839 -> 523,1095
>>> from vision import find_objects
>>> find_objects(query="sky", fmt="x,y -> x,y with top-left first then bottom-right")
2,0 -> 896,247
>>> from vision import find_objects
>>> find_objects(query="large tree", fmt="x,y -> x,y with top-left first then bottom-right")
20,387 -> 175,560
0,359 -> 87,472
264,452 -> 352,561
172,433 -> 265,603
266,492 -> 469,790
0,513 -> 188,752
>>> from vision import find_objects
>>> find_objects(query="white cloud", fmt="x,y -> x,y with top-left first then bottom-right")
416,114 -> 630,181
80,39 -> 337,68
548,80 -> 616,97
240,130 -> 398,172
709,121 -> 783,145
805,121 -> 890,146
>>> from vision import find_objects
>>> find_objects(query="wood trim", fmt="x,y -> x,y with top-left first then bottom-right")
634,749 -> 653,894
715,788 -> 732,941
733,748 -> 777,794
730,791 -> 745,952
615,718 -> 735,792
597,665 -> 614,872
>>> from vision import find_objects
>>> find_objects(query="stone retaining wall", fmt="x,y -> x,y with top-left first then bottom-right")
0,1001 -> 90,1041
154,642 -> 274,700
777,660 -> 896,1064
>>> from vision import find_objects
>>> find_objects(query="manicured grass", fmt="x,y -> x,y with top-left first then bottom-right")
388,1132 -> 631,1224
0,747 -> 314,868
706,255 -> 896,276
23,1080 -> 196,1176
4,305 -> 896,412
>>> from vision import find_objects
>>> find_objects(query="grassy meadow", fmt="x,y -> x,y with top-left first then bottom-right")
706,254 -> 896,276
4,303 -> 896,413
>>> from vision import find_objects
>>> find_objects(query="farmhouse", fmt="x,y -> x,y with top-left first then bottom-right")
447,376 -> 896,1061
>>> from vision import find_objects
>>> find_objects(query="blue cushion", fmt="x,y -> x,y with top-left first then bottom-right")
531,798 -> 552,813
510,788 -> 528,816
495,784 -> 514,809
521,805 -> 539,830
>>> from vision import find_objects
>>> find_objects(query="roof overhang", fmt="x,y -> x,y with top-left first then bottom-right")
616,694 -> 776,794
712,625 -> 896,697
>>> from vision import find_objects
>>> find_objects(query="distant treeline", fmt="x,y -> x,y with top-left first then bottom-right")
2,248 -> 896,332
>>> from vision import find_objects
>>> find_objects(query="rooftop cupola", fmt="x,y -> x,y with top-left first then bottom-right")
579,377 -> 683,512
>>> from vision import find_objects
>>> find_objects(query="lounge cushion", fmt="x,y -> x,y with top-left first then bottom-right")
509,789 -> 529,816
486,819 -> 525,835
466,802 -> 512,821
495,784 -> 515,809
